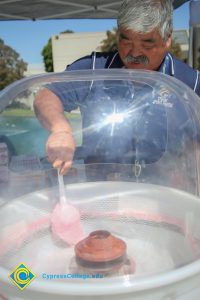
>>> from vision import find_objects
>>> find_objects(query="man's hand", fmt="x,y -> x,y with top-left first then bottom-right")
46,131 -> 76,175
34,88 -> 76,174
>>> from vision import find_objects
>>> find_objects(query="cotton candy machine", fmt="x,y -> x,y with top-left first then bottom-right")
1,69 -> 200,300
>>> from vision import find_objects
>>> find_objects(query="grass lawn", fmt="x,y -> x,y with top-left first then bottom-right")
2,108 -> 35,117
2,109 -> 81,119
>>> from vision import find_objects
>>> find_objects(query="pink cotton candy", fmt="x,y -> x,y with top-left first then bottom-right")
0,216 -> 50,256
51,203 -> 84,245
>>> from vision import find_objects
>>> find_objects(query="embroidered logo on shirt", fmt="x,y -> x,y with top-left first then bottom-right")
153,87 -> 173,108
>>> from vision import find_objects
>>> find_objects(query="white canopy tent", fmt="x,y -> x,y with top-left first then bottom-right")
0,0 -> 190,20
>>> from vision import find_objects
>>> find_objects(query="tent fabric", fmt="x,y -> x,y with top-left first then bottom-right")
0,0 -> 189,21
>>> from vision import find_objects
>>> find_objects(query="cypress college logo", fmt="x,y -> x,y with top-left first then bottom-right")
9,263 -> 36,290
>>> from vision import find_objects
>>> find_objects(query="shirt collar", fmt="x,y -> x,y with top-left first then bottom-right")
108,51 -> 124,68
108,51 -> 174,75
159,52 -> 174,76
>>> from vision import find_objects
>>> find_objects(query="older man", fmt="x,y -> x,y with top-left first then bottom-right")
34,0 -> 200,175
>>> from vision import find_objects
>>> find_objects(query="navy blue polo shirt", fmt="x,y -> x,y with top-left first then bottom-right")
65,51 -> 200,96
48,51 -> 200,109
46,51 -> 200,165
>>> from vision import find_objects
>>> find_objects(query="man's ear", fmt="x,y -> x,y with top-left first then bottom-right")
165,33 -> 172,49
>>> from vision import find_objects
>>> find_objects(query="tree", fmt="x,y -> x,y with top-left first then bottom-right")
60,30 -> 74,34
0,38 -> 27,90
41,38 -> 53,72
169,39 -> 183,60
100,28 -> 183,61
100,28 -> 117,52
41,30 -> 74,72
6,100 -> 30,110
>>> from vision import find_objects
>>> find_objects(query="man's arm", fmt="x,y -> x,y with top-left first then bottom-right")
34,88 -> 76,174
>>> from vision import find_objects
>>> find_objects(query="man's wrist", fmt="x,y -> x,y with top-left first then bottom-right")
51,130 -> 73,136
51,120 -> 73,135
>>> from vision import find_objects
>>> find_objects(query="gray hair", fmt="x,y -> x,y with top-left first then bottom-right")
117,0 -> 173,41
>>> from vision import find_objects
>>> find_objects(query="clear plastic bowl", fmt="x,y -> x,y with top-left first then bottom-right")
0,69 -> 200,299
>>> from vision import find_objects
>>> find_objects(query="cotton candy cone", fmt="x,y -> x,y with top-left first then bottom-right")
51,202 -> 84,245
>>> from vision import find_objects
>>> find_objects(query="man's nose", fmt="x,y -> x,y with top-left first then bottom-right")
128,44 -> 142,57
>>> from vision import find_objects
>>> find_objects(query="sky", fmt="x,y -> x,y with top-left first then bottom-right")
0,2 -> 189,68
